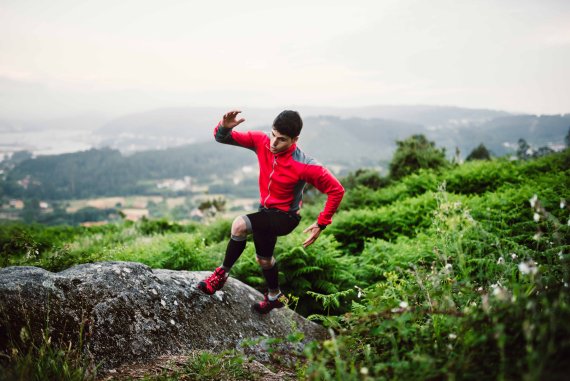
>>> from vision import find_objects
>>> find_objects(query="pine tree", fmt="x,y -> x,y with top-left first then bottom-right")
466,143 -> 491,161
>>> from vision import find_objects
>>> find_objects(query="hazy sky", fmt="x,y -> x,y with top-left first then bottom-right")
1,0 -> 569,118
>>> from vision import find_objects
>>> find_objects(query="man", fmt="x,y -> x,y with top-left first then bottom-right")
197,110 -> 345,314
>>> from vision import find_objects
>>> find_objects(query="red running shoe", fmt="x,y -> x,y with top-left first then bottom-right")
252,292 -> 288,314
197,267 -> 228,295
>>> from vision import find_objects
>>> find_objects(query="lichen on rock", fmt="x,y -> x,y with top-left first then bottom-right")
0,261 -> 326,373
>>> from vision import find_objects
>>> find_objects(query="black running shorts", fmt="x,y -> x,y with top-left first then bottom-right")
242,208 -> 301,258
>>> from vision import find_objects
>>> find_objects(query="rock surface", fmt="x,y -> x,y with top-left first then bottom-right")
0,262 -> 326,372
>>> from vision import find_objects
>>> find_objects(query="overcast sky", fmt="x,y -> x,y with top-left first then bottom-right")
1,0 -> 569,118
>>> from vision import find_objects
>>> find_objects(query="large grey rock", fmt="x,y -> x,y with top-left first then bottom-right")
0,262 -> 326,372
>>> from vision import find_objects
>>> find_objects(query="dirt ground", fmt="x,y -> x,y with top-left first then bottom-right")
97,352 -> 298,381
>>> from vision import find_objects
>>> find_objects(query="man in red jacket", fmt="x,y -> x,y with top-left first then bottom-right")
198,109 -> 345,314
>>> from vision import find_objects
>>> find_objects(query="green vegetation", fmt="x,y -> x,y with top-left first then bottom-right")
466,143 -> 492,161
1,144 -> 253,200
0,324 -> 96,381
1,147 -> 569,380
389,134 -> 448,180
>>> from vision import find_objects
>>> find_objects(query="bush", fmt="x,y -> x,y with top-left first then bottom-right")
303,181 -> 570,380
329,192 -> 438,251
389,134 -> 448,180
466,143 -> 492,161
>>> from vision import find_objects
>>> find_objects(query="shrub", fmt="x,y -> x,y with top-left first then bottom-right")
466,143 -> 492,161
329,192 -> 438,251
389,134 -> 448,180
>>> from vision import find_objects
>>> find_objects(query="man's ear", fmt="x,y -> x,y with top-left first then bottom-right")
293,136 -> 299,144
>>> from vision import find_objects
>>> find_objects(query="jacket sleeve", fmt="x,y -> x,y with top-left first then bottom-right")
213,122 -> 262,151
303,164 -> 345,226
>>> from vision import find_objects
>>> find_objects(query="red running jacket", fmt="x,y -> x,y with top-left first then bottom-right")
214,123 -> 345,227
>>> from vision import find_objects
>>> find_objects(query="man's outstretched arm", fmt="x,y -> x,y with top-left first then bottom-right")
302,166 -> 345,248
221,110 -> 245,129
214,110 -> 262,150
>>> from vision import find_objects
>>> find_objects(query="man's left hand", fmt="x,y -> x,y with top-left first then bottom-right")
302,222 -> 323,248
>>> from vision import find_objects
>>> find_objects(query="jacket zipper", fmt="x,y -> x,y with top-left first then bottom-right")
263,155 -> 277,208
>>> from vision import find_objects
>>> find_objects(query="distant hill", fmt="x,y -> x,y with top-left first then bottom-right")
300,113 -> 569,165
3,112 -> 568,200
457,114 -> 570,156
2,105 -> 568,200
93,105 -> 568,159
93,105 -> 513,153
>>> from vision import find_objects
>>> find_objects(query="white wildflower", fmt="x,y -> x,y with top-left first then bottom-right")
491,283 -> 509,301
564,282 -> 569,288
448,333 -> 457,340
518,260 -> 538,276
354,285 -> 365,299
399,301 -> 409,309
510,253 -> 518,260
481,294 -> 490,312
533,213 -> 540,222
529,194 -> 538,208
477,287 -> 483,292
360,367 -> 369,376
533,232 -> 541,241
464,210 -> 474,220
559,251 -> 564,260
445,263 -> 453,272
561,199 -> 566,209
497,257 -> 505,265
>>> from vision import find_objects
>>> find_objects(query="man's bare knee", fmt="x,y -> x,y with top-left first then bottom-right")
256,256 -> 275,269
231,216 -> 248,238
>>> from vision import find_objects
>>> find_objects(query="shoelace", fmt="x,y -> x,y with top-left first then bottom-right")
207,269 -> 225,288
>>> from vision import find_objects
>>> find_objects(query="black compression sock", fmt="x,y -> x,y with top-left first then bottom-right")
262,263 -> 279,291
222,236 -> 247,270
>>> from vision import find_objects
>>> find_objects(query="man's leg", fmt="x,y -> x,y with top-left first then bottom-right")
197,215 -> 251,295
221,215 -> 251,272
251,233 -> 287,314
257,255 -> 280,298
249,210 -> 301,313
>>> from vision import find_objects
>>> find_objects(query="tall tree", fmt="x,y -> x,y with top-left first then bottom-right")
517,138 -> 532,160
466,143 -> 492,161
389,134 -> 448,180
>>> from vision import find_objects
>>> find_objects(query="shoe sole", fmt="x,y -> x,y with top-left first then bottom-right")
197,281 -> 215,295
251,303 -> 284,315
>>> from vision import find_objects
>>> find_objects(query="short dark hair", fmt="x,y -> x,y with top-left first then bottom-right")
273,110 -> 303,138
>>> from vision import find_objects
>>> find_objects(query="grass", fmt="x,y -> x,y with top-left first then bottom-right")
1,149 -> 569,380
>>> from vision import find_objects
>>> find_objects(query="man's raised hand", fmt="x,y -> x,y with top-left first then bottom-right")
222,110 -> 246,129
302,222 -> 322,248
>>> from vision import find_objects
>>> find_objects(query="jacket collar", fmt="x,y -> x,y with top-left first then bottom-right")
265,142 -> 297,157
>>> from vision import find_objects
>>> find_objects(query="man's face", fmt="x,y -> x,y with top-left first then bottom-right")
270,129 -> 298,154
